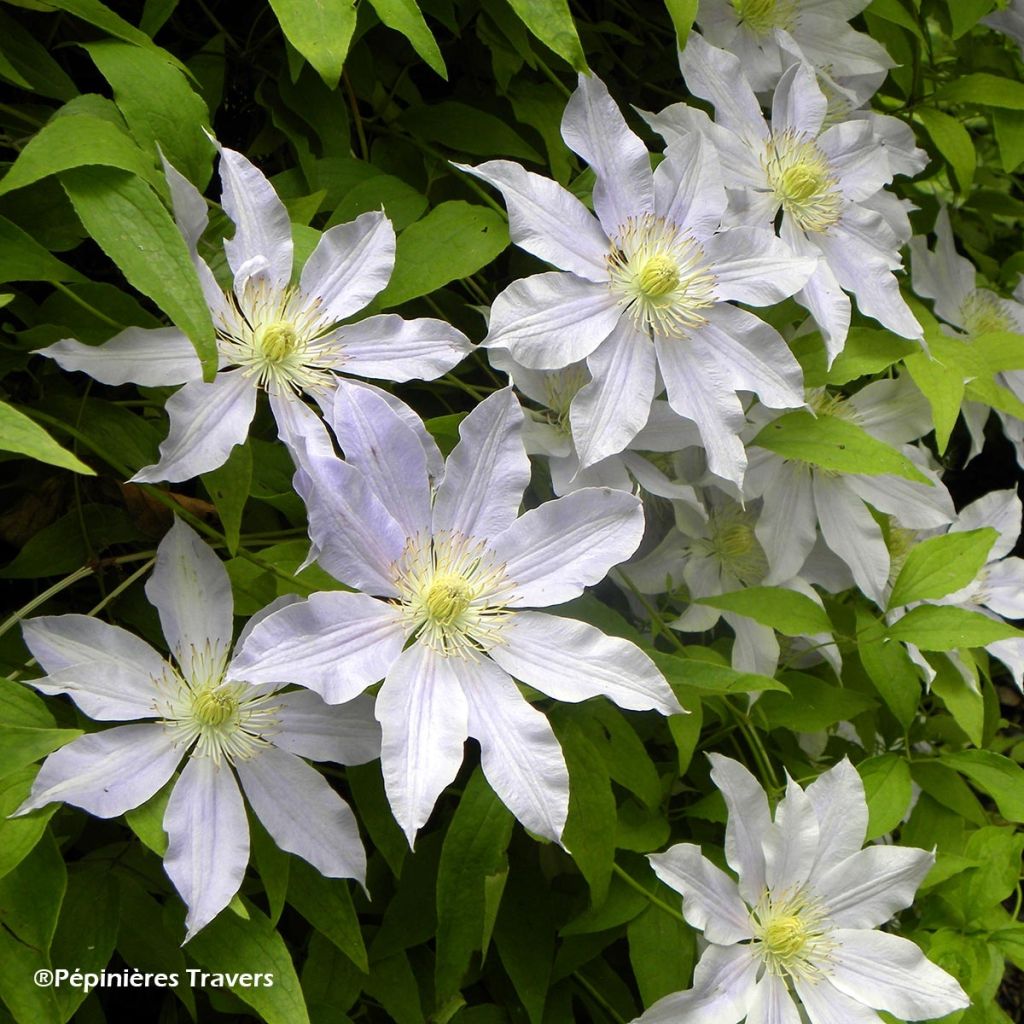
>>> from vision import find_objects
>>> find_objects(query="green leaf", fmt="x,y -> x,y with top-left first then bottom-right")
0,829 -> 66,950
858,754 -> 913,839
301,931 -> 363,1023
0,726 -> 82,780
994,108 -> 1024,172
0,924 -> 61,1024
202,442 -> 252,555
505,0 -> 588,71
915,107 -> 975,193
366,0 -> 447,78
930,657 -> 985,747
377,201 -> 509,307
0,402 -> 94,476
750,410 -> 930,482
250,817 -> 290,926
577,702 -> 662,809
287,859 -> 367,973
948,0 -> 996,38
61,166 -> 217,376
400,101 -> 543,162
0,679 -> 54,730
888,528 -> 997,608
37,0 -> 185,63
756,673 -> 876,732
886,605 -> 1024,650
826,328 -> 917,385
903,347 -> 965,453
940,751 -> 1024,822
185,898 -> 311,1024
866,0 -> 926,40
697,586 -> 832,636
855,608 -> 921,726
267,0 -> 357,88
0,768 -> 59,882
663,0 -> 699,48
0,214 -> 86,284
933,72 -> 1024,109
124,778 -> 173,856
435,768 -> 514,1004
627,903 -> 695,1006
0,10 -> 77,100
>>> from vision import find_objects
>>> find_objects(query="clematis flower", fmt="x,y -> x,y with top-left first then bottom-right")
460,73 -> 816,486
37,145 -> 471,481
634,754 -> 970,1024
696,0 -> 894,94
653,34 -> 921,360
230,386 -> 683,845
984,0 -> 1024,58
13,520 -> 380,941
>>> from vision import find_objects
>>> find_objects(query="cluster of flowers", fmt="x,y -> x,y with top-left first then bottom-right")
20,1 -> 1024,1020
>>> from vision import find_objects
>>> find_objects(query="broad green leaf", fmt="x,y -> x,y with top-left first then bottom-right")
903,347 -> 965,453
948,0 -> 996,38
267,0 -> 357,88
202,442 -> 252,555
697,586 -> 832,636
915,108 -> 975,193
0,402 -> 94,476
0,679 -> 54,729
886,606 -> 1024,650
627,903 -> 695,1006
994,108 -> 1024,172
664,0 -> 699,48
400,101 -> 543,162
0,768 -> 58,881
347,762 -> 407,878
756,674 -> 876,732
61,165 -> 217,376
653,650 -> 789,695
933,72 -> 1024,109
0,10 -> 77,100
0,726 -> 82,780
0,829 -> 66,950
83,39 -> 213,185
0,113 -> 157,197
0,924 -> 61,1024
364,951 -> 423,1024
287,860 -> 368,973
858,754 -> 912,839
972,330 -> 1024,373
911,761 -> 987,827
366,0 -> 447,78
888,528 -> 997,608
300,932 -> 363,1022
326,173 -> 428,233
866,0 -> 926,40
185,898 -> 311,1024
827,328 -> 917,385
505,0 -> 588,71
124,777 -> 173,856
37,0 -> 185,62
250,818 -> 290,926
435,768 -> 514,1003
750,410 -> 930,483
0,214 -> 86,284
940,751 -> 1024,822
855,607 -> 921,727
377,201 -> 509,307
930,657 -> 984,747
578,702 -> 662,809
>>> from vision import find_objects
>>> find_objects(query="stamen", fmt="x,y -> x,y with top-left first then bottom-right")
763,131 -> 842,233
750,887 -> 835,980
733,0 -> 797,35
701,503 -> 768,586
960,291 -> 1014,338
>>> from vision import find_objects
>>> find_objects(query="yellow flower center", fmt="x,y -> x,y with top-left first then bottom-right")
192,688 -> 237,727
424,574 -> 474,627
704,504 -> 768,586
637,255 -> 681,298
764,132 -> 842,233
751,888 -> 834,980
257,321 -> 300,363
960,291 -> 1013,338
763,914 -> 808,960
733,0 -> 796,34
717,523 -> 755,560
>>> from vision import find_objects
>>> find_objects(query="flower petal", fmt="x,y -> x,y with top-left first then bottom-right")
484,272 -> 622,370
491,486 -> 643,608
377,642 -> 469,846
648,843 -> 753,943
300,210 -> 395,322
270,691 -> 381,766
456,656 -> 568,842
37,327 -> 203,387
489,610 -> 683,714
705,227 -> 817,307
846,473 -> 954,530
754,459 -> 818,584
433,388 -> 531,542
708,753 -> 772,904
14,725 -> 180,818
792,975 -> 883,1024
229,591 -> 405,704
146,519 -> 233,681
164,755 -> 249,942
771,62 -> 827,140
828,929 -> 970,1020
456,159 -> 610,281
748,973 -> 801,1024
21,615 -> 165,720
561,73 -> 654,235
952,488 -> 1021,561
338,313 -> 472,382
804,758 -> 867,875
763,775 -> 819,892
131,369 -> 257,483
236,745 -> 366,883
653,134 -> 727,240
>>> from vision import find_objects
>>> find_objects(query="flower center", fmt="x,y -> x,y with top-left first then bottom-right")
960,291 -> 1013,338
257,321 -> 300,363
732,0 -> 796,34
394,532 -> 515,659
704,504 -> 768,586
750,888 -> 833,980
607,214 -> 717,339
192,688 -> 237,727
763,914 -> 808,960
540,364 -> 589,435
763,132 -> 842,233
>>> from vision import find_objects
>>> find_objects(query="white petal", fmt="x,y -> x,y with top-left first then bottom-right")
21,615 -> 165,720
795,248 -> 852,363
433,388 -> 530,542
217,144 -> 293,291
490,486 -> 643,607
793,975 -> 883,1024
229,591 -> 404,703
456,159 -> 609,280
656,334 -> 748,487
338,313 -> 472,382
37,327 -> 203,387
146,519 -> 233,681
300,211 -> 395,321
456,657 -> 568,842
708,753 -> 772,903
164,755 -> 250,942
846,473 -> 954,530
952,488 -> 1021,560
748,973 -> 801,1024
818,121 -> 890,201
377,642 -> 469,846
330,380 -> 432,537
484,272 -> 622,370
804,758 -> 867,874
561,73 -> 653,235
845,377 -> 931,447
829,929 -> 970,1020
705,228 -> 817,306
268,690 -> 380,765
764,775 -> 819,892
648,843 -> 753,943
15,725 -> 180,817
755,461 -> 818,584
771,62 -> 827,140
489,610 -> 683,714
237,745 -> 366,882
653,135 -> 727,241
161,151 -> 208,248
815,845 -> 933,928
131,370 -> 257,483
977,558 -> 1024,619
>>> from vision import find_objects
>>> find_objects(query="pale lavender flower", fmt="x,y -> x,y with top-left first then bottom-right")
984,0 -> 1024,58
230,387 -> 683,845
14,520 -> 380,941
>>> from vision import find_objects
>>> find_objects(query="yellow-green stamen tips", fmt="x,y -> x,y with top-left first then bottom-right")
702,503 -> 769,586
424,574 -> 474,627
764,132 -> 842,233
750,888 -> 834,979
192,688 -> 237,727
763,914 -> 809,960
733,0 -> 796,34
638,255 -> 681,298
258,321 -> 300,363
960,291 -> 1014,338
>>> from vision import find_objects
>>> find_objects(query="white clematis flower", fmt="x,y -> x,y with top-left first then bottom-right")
229,386 -> 684,846
14,519 -> 380,941
984,0 -> 1024,58
459,73 -> 816,486
633,754 -> 970,1024
653,34 -> 921,360
37,145 -> 471,482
